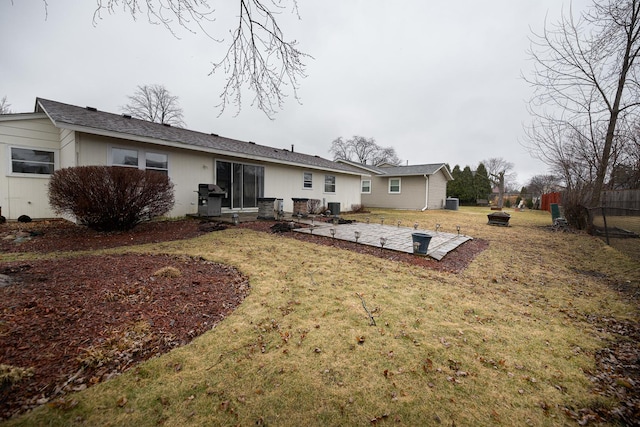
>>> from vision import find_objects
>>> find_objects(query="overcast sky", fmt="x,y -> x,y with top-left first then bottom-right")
1,1 -> 591,187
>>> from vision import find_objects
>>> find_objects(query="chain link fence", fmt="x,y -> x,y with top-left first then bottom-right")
587,191 -> 640,262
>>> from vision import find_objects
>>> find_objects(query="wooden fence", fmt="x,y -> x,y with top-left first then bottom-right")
540,192 -> 562,212
601,189 -> 640,209
541,190 -> 639,210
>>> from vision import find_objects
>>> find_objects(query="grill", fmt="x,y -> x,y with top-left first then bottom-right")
197,184 -> 226,217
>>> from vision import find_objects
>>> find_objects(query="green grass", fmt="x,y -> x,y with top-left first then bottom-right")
3,207 -> 638,426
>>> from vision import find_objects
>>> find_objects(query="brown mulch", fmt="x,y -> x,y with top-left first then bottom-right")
1,218 -> 635,424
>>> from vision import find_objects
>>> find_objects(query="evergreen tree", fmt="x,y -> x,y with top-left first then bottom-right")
447,165 -> 463,198
473,163 -> 492,202
459,166 -> 475,204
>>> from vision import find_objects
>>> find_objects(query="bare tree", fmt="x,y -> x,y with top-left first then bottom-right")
483,157 -> 516,208
123,84 -> 186,127
329,136 -> 402,166
0,96 -> 12,114
91,0 -> 309,119
210,1 -> 309,119
524,0 -> 640,207
526,174 -> 563,203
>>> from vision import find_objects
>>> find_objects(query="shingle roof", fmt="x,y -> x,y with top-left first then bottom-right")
337,159 -> 452,180
35,98 -> 364,175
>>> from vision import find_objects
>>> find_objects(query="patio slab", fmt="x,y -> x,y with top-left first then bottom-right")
293,221 -> 472,261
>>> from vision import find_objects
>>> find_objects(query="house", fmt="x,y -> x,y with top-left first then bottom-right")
0,98 -> 367,220
337,160 -> 453,210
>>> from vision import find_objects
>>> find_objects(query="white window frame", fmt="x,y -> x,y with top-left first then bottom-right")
145,151 -> 169,174
388,177 -> 401,194
8,145 -> 58,177
324,174 -> 336,193
303,172 -> 313,189
109,146 -> 168,174
361,179 -> 371,194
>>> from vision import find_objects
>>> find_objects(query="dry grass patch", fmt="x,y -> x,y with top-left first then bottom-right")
6,208 -> 639,426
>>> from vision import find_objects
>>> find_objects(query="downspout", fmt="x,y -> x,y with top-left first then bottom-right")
421,174 -> 429,211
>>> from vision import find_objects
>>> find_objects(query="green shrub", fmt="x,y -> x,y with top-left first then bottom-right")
48,166 -> 174,231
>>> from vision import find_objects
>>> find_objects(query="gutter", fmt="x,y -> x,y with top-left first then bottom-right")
421,174 -> 430,211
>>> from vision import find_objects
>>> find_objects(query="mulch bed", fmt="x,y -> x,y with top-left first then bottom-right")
0,218 -> 636,424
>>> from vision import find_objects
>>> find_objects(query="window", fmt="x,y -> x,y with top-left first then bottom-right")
389,178 -> 401,193
361,180 -> 371,194
145,152 -> 169,175
324,175 -> 336,193
303,172 -> 313,189
111,147 -> 168,174
11,147 -> 56,175
112,148 -> 139,167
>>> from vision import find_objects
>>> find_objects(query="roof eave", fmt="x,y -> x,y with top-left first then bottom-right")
53,121 -> 363,176
0,112 -> 48,122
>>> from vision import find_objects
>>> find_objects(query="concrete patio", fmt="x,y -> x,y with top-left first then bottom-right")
292,221 -> 472,261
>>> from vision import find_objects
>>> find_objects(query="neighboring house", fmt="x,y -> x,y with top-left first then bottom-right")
0,98 -> 367,220
338,160 -> 453,210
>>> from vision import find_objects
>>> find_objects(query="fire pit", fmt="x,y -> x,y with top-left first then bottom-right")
487,211 -> 511,226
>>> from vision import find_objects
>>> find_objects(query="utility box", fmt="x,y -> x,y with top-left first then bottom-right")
197,184 -> 226,217
327,202 -> 341,216
445,197 -> 459,210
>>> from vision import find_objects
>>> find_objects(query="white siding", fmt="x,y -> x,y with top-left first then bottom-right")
0,116 -> 61,219
264,164 -> 362,213
0,116 -> 364,219
59,129 -> 77,169
78,133 -> 215,217
427,170 -> 448,209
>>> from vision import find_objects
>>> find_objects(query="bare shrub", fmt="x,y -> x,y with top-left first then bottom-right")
350,204 -> 367,213
48,166 -> 174,231
307,199 -> 322,214
562,190 -> 590,230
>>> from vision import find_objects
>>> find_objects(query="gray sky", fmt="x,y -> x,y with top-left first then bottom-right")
1,1 -> 590,187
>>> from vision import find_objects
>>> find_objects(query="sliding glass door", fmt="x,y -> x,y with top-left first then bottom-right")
216,161 -> 264,209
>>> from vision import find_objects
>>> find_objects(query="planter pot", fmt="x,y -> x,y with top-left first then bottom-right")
411,232 -> 432,255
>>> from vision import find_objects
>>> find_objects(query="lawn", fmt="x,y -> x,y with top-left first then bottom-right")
3,207 -> 639,426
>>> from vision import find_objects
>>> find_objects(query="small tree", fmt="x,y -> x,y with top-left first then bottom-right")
48,166 -> 175,231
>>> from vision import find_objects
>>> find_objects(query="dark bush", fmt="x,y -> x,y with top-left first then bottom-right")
48,166 -> 174,231
17,215 -> 32,223
525,198 -> 534,209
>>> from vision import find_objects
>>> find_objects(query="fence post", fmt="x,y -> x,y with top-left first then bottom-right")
602,199 -> 610,246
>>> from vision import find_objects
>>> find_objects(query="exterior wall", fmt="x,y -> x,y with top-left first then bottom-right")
59,129 -> 77,169
362,175 -> 427,210
262,165 -> 362,213
362,171 -> 450,210
0,116 -> 363,219
77,133 -> 215,217
426,170 -> 449,209
0,117 -> 61,219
